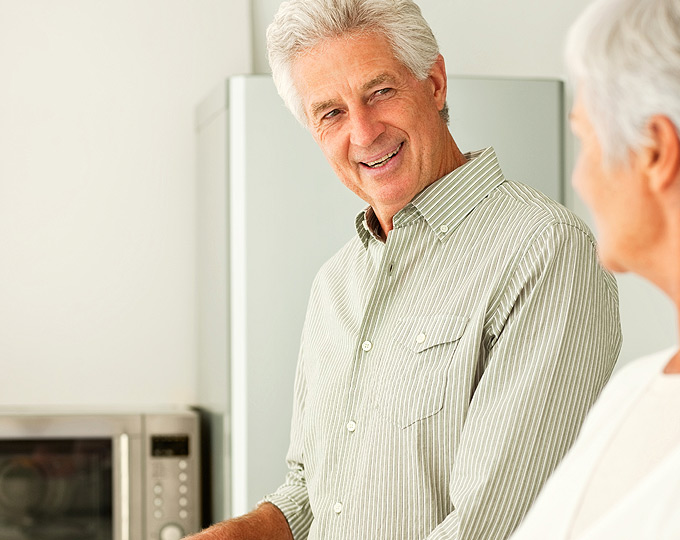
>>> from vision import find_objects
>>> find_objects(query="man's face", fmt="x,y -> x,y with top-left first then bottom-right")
291,32 -> 453,225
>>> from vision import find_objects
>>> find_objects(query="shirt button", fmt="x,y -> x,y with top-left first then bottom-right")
416,332 -> 426,344
440,224 -> 449,233
346,421 -> 357,433
333,502 -> 343,514
361,340 -> 372,352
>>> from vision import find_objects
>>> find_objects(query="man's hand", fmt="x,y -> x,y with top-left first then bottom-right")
182,503 -> 294,540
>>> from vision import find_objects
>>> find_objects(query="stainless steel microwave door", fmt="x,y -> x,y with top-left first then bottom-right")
0,438 -> 112,540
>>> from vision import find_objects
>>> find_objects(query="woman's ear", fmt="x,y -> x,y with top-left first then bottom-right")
644,115 -> 680,194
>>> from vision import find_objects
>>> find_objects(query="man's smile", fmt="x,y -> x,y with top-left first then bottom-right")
360,142 -> 404,169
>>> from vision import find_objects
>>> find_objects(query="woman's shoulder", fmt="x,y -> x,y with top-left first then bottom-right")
580,347 -> 677,429
608,347 -> 677,390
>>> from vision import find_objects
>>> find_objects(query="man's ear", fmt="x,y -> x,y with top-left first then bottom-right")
644,115 -> 680,194
428,54 -> 448,110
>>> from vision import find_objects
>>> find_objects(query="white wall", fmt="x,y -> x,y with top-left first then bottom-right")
0,0 -> 251,407
252,0 -> 677,368
1,0 -> 673,411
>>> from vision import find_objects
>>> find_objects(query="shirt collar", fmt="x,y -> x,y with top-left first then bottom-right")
354,147 -> 506,248
354,206 -> 383,247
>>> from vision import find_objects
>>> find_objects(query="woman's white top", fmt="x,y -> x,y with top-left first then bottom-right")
510,347 -> 680,540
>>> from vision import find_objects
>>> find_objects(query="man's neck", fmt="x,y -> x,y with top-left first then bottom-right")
374,145 -> 468,241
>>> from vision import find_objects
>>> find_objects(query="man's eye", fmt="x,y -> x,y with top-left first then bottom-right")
375,87 -> 393,96
323,109 -> 341,120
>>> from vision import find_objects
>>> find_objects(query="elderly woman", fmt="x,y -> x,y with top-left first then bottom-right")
510,0 -> 680,538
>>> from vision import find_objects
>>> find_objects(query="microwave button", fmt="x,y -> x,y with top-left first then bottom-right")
154,509 -> 163,519
179,509 -> 188,519
178,460 -> 188,470
179,472 -> 188,482
154,497 -> 163,507
160,523 -> 184,540
154,484 -> 163,495
179,496 -> 188,507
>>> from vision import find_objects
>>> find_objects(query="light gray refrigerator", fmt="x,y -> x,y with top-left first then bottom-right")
195,74 -> 564,522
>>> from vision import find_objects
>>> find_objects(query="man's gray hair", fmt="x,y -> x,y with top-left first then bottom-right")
565,0 -> 680,166
266,0 -> 448,126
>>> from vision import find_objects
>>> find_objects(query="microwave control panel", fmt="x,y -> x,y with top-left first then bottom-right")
144,413 -> 201,540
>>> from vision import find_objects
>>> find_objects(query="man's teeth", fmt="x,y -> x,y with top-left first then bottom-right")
364,143 -> 402,168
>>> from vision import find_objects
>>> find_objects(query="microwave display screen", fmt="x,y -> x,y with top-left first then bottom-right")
0,438 -> 112,540
151,435 -> 189,457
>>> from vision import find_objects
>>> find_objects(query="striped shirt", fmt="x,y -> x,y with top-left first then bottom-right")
264,147 -> 622,540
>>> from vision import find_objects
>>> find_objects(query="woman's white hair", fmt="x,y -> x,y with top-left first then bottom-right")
565,0 -> 680,166
266,0 -> 447,126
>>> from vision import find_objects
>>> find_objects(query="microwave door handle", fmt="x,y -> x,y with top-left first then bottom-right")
119,433 -> 131,540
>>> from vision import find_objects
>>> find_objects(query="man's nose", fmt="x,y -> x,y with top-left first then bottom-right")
349,106 -> 385,147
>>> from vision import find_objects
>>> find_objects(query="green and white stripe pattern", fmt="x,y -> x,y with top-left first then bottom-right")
264,147 -> 622,540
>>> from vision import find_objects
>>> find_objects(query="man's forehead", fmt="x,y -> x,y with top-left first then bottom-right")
290,32 -> 412,116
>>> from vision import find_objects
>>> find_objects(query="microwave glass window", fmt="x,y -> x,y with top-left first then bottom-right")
0,438 -> 112,540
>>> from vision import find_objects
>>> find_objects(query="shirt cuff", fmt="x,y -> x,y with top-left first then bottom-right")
261,485 -> 312,540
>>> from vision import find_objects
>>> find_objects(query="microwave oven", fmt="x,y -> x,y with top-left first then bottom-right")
0,409 -> 201,540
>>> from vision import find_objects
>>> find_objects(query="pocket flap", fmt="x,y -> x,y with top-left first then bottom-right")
395,313 -> 469,353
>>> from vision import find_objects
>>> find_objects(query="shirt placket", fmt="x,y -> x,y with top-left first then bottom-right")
329,226 -> 406,527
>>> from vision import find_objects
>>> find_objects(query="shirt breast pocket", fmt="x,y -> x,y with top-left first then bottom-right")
375,313 -> 469,429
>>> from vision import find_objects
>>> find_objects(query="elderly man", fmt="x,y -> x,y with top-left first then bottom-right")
186,0 -> 621,539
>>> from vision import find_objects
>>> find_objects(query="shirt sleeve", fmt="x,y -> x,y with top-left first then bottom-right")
262,342 -> 314,540
425,222 -> 622,540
